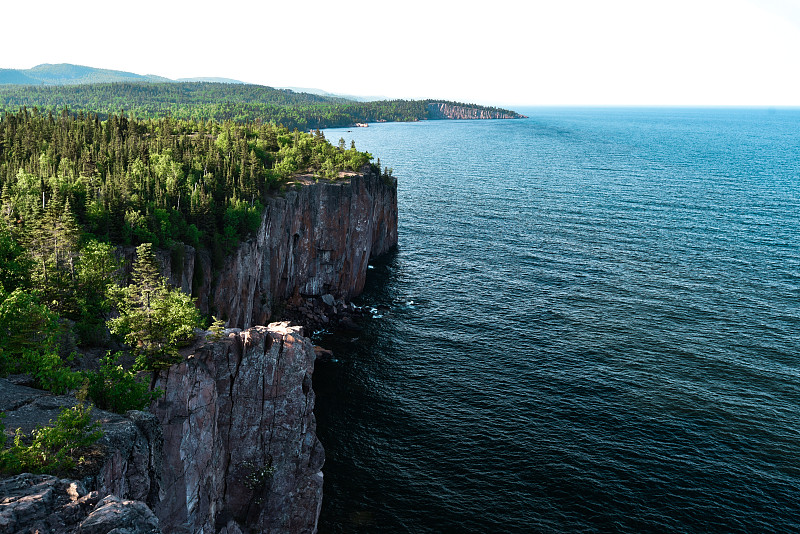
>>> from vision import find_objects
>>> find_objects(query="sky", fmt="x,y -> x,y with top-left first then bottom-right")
2,0 -> 800,107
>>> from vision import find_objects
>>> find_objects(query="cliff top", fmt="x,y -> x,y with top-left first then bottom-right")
290,170 -> 360,187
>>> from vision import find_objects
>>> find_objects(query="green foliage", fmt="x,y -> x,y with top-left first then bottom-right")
0,403 -> 103,475
241,460 -> 275,493
74,239 -> 121,346
108,243 -> 202,370
0,82 -> 523,130
0,221 -> 32,293
0,288 -> 59,365
207,316 -> 226,341
85,352 -> 161,413
19,350 -> 83,395
0,110 -> 374,254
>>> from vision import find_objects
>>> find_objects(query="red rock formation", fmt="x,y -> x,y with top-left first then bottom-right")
136,168 -> 397,329
206,169 -> 397,328
427,102 -> 526,120
151,323 -> 323,534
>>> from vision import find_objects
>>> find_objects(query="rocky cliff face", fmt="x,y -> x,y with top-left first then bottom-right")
427,102 -> 525,120
129,169 -> 397,330
206,170 -> 397,329
151,323 -> 323,534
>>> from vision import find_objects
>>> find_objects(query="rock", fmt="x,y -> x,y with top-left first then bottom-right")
199,169 -> 397,329
92,410 -> 162,507
118,170 -> 396,330
321,294 -> 335,307
314,346 -> 334,360
78,495 -> 160,534
4,373 -> 36,387
152,322 -> 324,534
0,379 -> 162,510
217,520 -> 245,534
427,102 -> 524,120
0,474 -> 158,534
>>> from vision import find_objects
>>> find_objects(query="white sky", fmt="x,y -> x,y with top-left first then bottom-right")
2,0 -> 800,107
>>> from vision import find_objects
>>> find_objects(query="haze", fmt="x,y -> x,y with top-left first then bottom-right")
3,0 -> 799,107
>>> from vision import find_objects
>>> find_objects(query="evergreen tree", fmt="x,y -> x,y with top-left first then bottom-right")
108,243 -> 201,370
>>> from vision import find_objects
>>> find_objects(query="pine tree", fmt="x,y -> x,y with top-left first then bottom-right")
108,243 -> 201,370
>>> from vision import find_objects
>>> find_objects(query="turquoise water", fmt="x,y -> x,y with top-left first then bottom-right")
317,108 -> 800,532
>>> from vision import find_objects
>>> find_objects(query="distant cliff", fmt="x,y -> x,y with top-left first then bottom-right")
427,102 -> 527,120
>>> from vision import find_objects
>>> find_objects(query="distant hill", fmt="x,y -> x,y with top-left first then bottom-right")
0,64 -> 526,129
0,63 -> 173,85
1,64 -> 382,100
279,86 -> 384,102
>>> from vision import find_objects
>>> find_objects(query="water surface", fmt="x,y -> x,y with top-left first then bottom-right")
316,108 -> 800,532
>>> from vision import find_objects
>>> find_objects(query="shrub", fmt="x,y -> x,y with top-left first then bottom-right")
85,353 -> 161,413
20,350 -> 83,395
108,243 -> 202,370
0,403 -> 103,475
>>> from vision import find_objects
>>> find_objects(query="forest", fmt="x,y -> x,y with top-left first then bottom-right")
0,107 -> 373,252
0,82 -> 523,130
0,107 -> 379,473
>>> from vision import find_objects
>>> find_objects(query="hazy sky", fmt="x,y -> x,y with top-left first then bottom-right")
3,0 -> 800,107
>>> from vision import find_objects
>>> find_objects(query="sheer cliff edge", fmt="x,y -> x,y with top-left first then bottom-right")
128,168 -> 398,330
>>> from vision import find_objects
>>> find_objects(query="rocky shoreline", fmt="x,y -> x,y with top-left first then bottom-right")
1,168 -> 398,533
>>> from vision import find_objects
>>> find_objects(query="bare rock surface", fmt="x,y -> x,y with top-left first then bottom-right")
209,170 -> 398,328
152,322 -> 323,534
427,101 -> 526,119
0,379 -> 162,509
125,169 -> 397,329
0,474 -> 160,534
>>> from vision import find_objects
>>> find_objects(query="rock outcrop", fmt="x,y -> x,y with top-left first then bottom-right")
0,379 -> 163,533
151,322 -> 323,534
206,170 -> 397,329
119,169 -> 397,330
0,475 -> 161,534
427,102 -> 526,120
0,380 -> 162,508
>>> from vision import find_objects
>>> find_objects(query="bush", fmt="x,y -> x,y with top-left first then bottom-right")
0,288 -> 59,364
86,353 -> 161,413
20,350 -> 83,395
0,403 -> 103,475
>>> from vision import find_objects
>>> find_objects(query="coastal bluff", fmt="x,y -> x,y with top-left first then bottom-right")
153,323 -> 322,534
427,102 -> 526,120
0,324 -> 321,534
2,169 -> 398,532
124,167 -> 399,330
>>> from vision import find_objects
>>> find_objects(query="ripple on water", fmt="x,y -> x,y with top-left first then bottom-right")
316,109 -> 800,533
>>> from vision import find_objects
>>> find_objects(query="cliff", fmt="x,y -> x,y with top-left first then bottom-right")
151,323 -> 323,534
427,102 -> 526,120
1,323 -> 323,534
126,168 -> 398,329
1,170 -> 395,532
205,170 -> 397,328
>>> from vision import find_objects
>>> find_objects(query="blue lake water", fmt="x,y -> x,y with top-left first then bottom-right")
317,108 -> 800,532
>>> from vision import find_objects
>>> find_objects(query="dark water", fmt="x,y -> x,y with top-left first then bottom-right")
316,108 -> 800,533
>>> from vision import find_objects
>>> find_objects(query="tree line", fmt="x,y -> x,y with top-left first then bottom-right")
0,82 -> 523,130
1,107 -> 372,254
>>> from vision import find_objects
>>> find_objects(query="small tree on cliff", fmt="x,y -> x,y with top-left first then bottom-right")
108,243 -> 202,370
